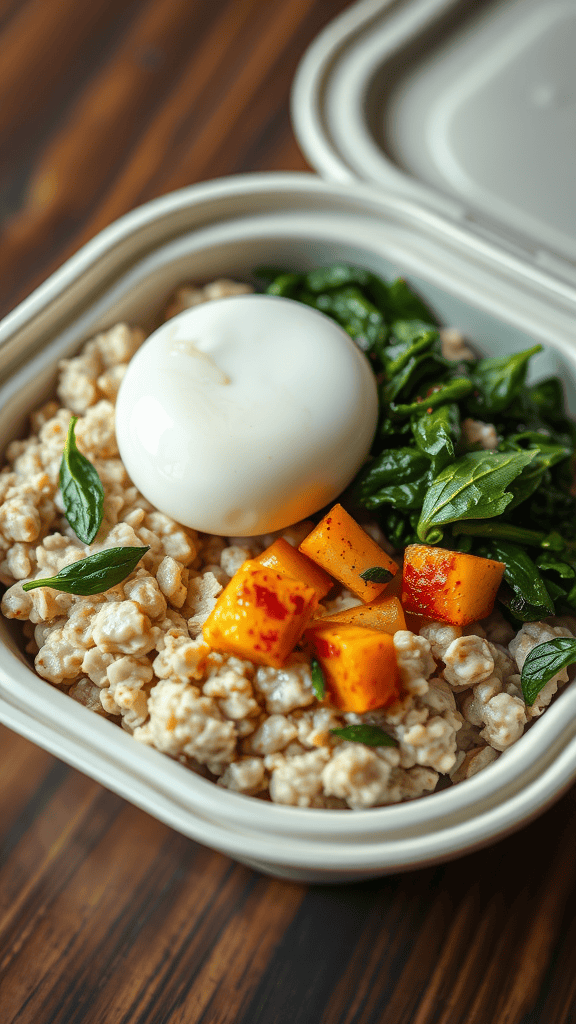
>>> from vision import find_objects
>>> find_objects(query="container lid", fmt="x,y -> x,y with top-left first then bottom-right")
292,0 -> 576,287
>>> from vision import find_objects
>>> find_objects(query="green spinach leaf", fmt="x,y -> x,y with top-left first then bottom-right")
354,448 -> 430,498
390,377 -> 472,418
417,450 -> 536,544
301,286 -> 386,350
304,264 -> 373,292
411,403 -> 460,475
330,724 -> 398,747
353,448 -> 431,511
22,547 -> 149,596
479,540 -> 554,620
386,278 -> 439,325
59,416 -> 104,545
535,552 -> 575,578
499,435 -> 571,511
528,376 -> 569,423
381,354 -> 449,406
383,323 -> 440,375
521,637 -> 576,705
467,345 -> 542,416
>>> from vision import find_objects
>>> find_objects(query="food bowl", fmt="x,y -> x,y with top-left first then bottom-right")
2,172 -> 576,882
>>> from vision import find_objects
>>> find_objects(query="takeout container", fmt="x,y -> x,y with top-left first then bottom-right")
1,0 -> 576,882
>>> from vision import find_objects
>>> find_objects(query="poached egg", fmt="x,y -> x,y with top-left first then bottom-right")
115,293 -> 378,535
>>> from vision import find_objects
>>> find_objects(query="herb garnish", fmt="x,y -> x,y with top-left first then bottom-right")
520,638 -> 576,705
359,566 -> 393,583
330,724 -> 398,747
260,265 -> 576,623
22,547 -> 149,596
311,657 -> 326,700
59,416 -> 104,544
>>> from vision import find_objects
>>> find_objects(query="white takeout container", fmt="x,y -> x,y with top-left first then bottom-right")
2,0 -> 576,882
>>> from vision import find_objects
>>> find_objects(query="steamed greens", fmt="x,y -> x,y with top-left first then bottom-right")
258,264 -> 576,624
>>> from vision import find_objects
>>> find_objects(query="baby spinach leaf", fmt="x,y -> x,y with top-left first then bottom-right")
544,580 -> 568,604
383,328 -> 440,377
59,416 -> 104,545
374,414 -> 413,449
411,403 -> 460,475
304,264 -> 373,292
364,479 -> 431,512
301,264 -> 392,314
541,530 -> 569,552
417,450 -> 536,544
499,436 -> 571,511
525,480 -> 576,539
535,552 -> 575,578
381,353 -> 449,406
390,319 -> 439,344
378,509 -> 419,550
311,658 -> 326,701
353,448 -> 430,511
390,377 -> 472,418
22,547 -> 149,597
480,540 -> 554,620
520,637 -> 576,705
305,286 -> 387,350
330,724 -> 398,747
502,431 -> 569,452
354,448 -> 430,498
564,579 -> 576,610
467,345 -> 542,416
495,387 -> 576,449
386,278 -> 439,325
359,567 -> 393,583
528,376 -> 568,423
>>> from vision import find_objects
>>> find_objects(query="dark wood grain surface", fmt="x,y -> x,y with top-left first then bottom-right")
1,2 -> 576,1022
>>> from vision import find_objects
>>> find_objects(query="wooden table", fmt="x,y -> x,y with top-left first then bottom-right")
1,2 -> 576,1021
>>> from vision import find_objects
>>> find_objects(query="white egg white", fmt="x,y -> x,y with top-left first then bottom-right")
116,294 -> 378,535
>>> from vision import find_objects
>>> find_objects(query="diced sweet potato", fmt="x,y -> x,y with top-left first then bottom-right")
305,621 -> 400,713
402,544 -> 505,626
203,560 -> 317,668
254,537 -> 333,600
299,503 -> 398,602
318,595 -> 406,634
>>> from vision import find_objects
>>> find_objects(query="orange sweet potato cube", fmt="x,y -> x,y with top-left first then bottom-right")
299,503 -> 398,602
305,621 -> 401,713
402,544 -> 506,626
203,560 -> 317,668
318,594 -> 407,634
254,537 -> 333,599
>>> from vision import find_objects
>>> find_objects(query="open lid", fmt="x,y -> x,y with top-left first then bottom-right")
292,0 -> 576,288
